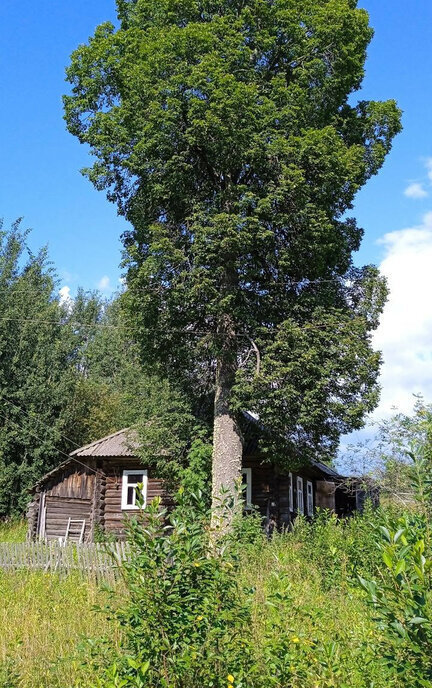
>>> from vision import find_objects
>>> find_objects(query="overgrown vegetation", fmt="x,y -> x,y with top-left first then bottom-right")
0,570 -> 120,688
343,395 -> 432,506
79,443 -> 429,688
0,491 -> 431,687
0,518 -> 26,543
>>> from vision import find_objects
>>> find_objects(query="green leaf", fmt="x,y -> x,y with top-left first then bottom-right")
408,617 -> 429,626
382,551 -> 393,570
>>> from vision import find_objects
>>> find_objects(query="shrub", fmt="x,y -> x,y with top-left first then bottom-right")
358,450 -> 432,686
98,486 -> 255,688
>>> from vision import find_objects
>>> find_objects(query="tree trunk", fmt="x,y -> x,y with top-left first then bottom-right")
211,347 -> 243,531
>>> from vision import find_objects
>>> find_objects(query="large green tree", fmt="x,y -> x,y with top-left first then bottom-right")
0,221 -> 81,513
64,0 -> 401,510
0,224 -> 150,514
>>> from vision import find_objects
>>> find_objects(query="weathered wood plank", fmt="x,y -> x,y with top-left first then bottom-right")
0,542 -> 128,580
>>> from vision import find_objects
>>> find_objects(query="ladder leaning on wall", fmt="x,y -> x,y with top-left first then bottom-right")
62,518 -> 86,545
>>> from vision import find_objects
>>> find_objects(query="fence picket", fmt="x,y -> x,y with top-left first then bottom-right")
0,541 -> 128,581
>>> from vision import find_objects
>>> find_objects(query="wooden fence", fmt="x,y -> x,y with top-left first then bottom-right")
0,541 -> 129,582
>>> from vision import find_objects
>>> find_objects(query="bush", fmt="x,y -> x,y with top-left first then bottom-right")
357,449 -> 432,686
97,486 -> 255,688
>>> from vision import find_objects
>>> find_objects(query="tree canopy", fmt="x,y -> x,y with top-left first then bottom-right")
0,222 -> 155,513
64,0 -> 402,501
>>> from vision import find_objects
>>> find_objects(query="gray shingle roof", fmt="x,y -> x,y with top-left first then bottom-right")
69,428 -> 139,457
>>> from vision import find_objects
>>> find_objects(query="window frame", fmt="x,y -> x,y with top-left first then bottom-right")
121,469 -> 148,511
306,480 -> 314,516
296,476 -> 304,515
241,467 -> 252,506
288,472 -> 294,512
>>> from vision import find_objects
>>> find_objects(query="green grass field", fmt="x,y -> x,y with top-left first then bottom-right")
0,519 -> 27,543
0,521 -> 120,687
0,511 -> 423,688
0,570 -> 122,688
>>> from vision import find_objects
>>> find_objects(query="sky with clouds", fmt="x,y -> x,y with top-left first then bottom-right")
1,0 -> 432,434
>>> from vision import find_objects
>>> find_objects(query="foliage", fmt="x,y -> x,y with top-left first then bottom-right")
4,503 -> 432,687
0,518 -> 26,543
132,379 -> 209,489
174,437 -> 213,508
97,499 -> 405,688
0,220 -> 179,514
97,472 -> 254,688
0,220 -> 82,514
0,570 -> 120,688
359,516 -> 432,686
342,396 -> 432,502
358,449 -> 432,687
65,295 -> 203,489
64,0 -> 401,471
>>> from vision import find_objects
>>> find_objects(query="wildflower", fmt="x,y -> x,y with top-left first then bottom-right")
193,562 -> 201,567
291,636 -> 300,643
227,675 -> 235,684
196,615 -> 203,621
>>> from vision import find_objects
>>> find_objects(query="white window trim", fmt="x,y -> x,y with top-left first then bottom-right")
288,472 -> 294,512
121,469 -> 148,510
241,468 -> 252,506
297,476 -> 304,515
306,480 -> 314,516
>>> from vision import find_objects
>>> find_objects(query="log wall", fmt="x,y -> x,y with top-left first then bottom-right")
32,461 -> 97,542
315,480 -> 336,511
244,457 -> 317,527
28,454 -> 338,542
102,458 -> 171,538
44,495 -> 92,541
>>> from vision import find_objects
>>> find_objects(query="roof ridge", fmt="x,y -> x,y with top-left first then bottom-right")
69,427 -> 133,456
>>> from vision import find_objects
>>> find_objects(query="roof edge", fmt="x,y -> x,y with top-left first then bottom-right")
69,427 -> 134,456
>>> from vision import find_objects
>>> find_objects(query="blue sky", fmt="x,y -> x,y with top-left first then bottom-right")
1,0 -> 432,428
0,0 -> 125,294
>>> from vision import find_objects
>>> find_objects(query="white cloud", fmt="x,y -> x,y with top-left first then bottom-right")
425,158 -> 432,183
59,285 -> 73,311
404,182 -> 428,199
371,212 -> 432,419
59,285 -> 71,303
97,275 -> 111,291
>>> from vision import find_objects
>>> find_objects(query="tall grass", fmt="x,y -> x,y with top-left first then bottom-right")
0,519 -> 27,543
0,507 -> 426,687
0,571 -> 121,687
92,496 -> 398,688
240,511 -> 392,687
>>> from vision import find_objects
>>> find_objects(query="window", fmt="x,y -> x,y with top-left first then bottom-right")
296,476 -> 304,515
306,480 -> 314,516
288,472 -> 294,511
241,468 -> 252,506
121,470 -> 148,510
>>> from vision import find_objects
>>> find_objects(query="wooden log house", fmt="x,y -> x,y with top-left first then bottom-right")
27,426 -> 362,542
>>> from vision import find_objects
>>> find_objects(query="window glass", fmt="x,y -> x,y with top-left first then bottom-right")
297,477 -> 304,515
241,468 -> 252,506
127,485 -> 135,505
306,481 -> 313,516
127,473 -> 144,484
